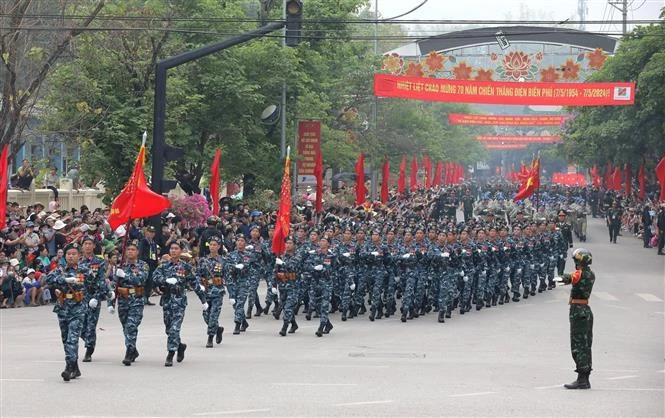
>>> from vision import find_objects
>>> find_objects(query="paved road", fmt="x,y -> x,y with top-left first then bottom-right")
1,218 -> 663,417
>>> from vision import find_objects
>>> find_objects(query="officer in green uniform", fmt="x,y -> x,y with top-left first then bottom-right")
555,248 -> 595,390
556,210 -> 573,275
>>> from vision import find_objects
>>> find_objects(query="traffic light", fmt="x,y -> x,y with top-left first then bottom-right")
285,0 -> 303,47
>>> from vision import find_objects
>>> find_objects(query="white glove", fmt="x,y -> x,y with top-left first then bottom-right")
461,249 -> 467,254
394,276 -> 400,283
349,283 -> 356,291
275,258 -> 284,265
199,284 -> 206,292
477,249 -> 482,254
165,277 -> 178,285
530,264 -> 535,269
271,287 -> 278,295
503,247 -> 508,251
202,302 -> 209,311
342,252 -> 351,257
459,270 -> 465,276
517,268 -> 522,274
540,263 -> 545,268
235,263 -> 244,270
482,270 -> 487,275
442,252 -> 450,258
553,276 -> 564,283
246,245 -> 254,250
88,298 -> 98,309
549,256 -> 555,261
107,306 -> 115,314
371,251 -> 379,256
109,291 -> 115,300
308,250 -> 315,254
402,253 -> 410,259
64,276 -> 77,284
229,298 -> 236,306
463,276 -> 469,282
314,265 -> 324,271
115,269 -> 126,278
559,254 -> 564,259
505,267 -> 510,272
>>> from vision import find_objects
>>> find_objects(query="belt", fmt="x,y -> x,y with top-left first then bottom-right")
569,298 -> 589,305
202,277 -> 224,287
117,286 -> 144,298
276,272 -> 297,282
58,291 -> 84,303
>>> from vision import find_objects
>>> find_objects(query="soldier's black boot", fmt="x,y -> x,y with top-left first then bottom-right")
315,324 -> 325,337
72,360 -> 81,378
254,299 -> 263,317
82,346 -> 94,362
564,372 -> 591,389
123,347 -> 134,365
241,319 -> 249,332
288,318 -> 298,334
263,301 -> 271,315
323,320 -> 333,334
494,295 -> 500,306
401,311 -> 407,322
445,305 -> 452,318
246,305 -> 252,319
305,308 -> 312,321
486,298 -> 492,308
376,308 -> 383,320
216,326 -> 224,344
279,321 -> 289,336
176,343 -> 187,362
438,310 -> 445,323
61,361 -> 74,382
164,351 -> 175,367
273,300 -> 280,314
407,311 -> 415,320
369,308 -> 375,322
359,303 -> 367,315
476,301 -> 483,311
206,335 -> 214,348
341,310 -> 347,321
273,306 -> 282,320
523,290 -> 529,299
233,321 -> 241,335
131,348 -> 139,362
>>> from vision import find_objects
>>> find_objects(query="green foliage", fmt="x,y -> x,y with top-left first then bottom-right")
562,12 -> 665,170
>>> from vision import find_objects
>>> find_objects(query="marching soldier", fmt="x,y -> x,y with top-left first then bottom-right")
197,236 -> 226,348
309,237 -> 337,336
109,240 -> 149,365
153,241 -> 207,367
79,236 -> 107,363
557,210 -> 573,275
46,243 -> 102,381
274,237 -> 302,336
226,234 -> 256,335
555,248 -> 595,390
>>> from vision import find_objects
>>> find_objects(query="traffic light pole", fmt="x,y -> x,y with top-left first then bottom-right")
150,21 -> 285,234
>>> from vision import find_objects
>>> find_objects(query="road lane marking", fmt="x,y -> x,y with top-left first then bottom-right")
272,383 -> 358,386
334,400 -> 393,407
0,378 -> 45,382
449,391 -> 497,397
595,388 -> 664,391
636,293 -> 663,302
606,375 -> 638,380
313,365 -> 390,369
594,291 -> 618,301
193,409 -> 270,416
535,385 -> 563,389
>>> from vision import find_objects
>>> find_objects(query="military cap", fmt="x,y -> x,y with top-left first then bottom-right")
64,242 -> 81,253
207,236 -> 223,244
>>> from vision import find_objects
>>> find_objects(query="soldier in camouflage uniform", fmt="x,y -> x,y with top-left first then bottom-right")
79,236 -> 107,362
309,237 -> 337,336
510,225 -> 527,302
108,240 -> 149,365
412,228 -> 430,316
274,237 -> 302,336
557,210 -> 573,275
197,236 -> 226,348
246,225 -> 267,318
46,243 -> 102,381
336,227 -> 358,321
457,229 -> 476,314
556,248 -> 595,390
262,225 -> 279,315
153,241 -> 207,367
362,230 -> 389,321
351,228 -> 369,317
398,229 -> 418,322
382,229 -> 400,318
429,231 -> 451,322
225,234 -> 256,335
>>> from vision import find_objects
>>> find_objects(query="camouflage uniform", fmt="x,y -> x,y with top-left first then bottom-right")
335,240 -> 358,318
561,268 -> 595,374
308,247 -> 337,329
398,240 -> 418,318
153,260 -> 206,352
273,251 -> 302,331
78,255 -> 107,355
226,249 -> 257,325
197,254 -> 227,338
112,260 -> 149,356
361,241 -> 389,319
557,221 -> 573,275
246,238 -> 268,317
458,240 -> 476,313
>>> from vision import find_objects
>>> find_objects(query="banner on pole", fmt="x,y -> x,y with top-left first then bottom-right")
485,144 -> 529,150
297,120 -> 322,185
477,135 -> 561,143
374,74 -> 635,106
449,113 -> 568,126
552,172 -> 587,186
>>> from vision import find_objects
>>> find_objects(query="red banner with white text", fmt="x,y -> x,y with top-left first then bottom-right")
374,74 -> 635,106
552,172 -> 587,186
449,113 -> 568,126
297,120 -> 322,184
485,144 -> 529,150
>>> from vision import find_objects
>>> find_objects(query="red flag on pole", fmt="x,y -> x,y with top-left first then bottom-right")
624,163 -> 632,196
531,158 -> 540,189
0,144 -> 8,230
272,148 -> 292,255
513,157 -> 540,201
314,149 -> 323,213
444,162 -> 451,185
433,161 -> 443,187
410,157 -> 418,191
397,157 -> 406,194
381,157 -> 390,203
355,153 -> 366,205
604,162 -> 612,188
611,167 -> 622,191
590,164 -> 600,188
210,148 -> 221,216
108,134 -> 171,231
423,155 -> 432,188
656,156 -> 665,202
638,163 -> 646,199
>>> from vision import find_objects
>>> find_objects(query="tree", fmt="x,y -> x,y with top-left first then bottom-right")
562,10 -> 665,170
0,0 -> 105,159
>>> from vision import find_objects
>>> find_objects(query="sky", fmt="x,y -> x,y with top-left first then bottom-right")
372,0 -> 664,34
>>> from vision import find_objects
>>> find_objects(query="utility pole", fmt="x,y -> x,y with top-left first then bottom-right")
608,0 -> 628,34
370,0 -> 379,201
578,0 -> 587,30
